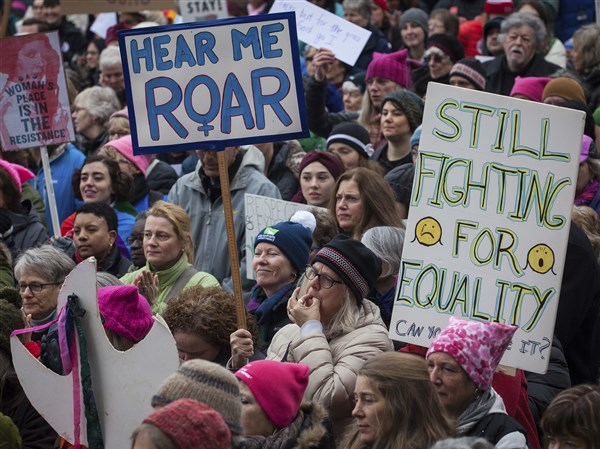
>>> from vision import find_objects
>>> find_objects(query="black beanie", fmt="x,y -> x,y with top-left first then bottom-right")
314,235 -> 382,304
381,90 -> 424,133
427,33 -> 465,63
385,163 -> 415,210
449,57 -> 487,91
327,122 -> 373,159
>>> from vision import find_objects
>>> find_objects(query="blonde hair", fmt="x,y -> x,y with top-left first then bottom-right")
572,206 -> 600,258
147,201 -> 194,263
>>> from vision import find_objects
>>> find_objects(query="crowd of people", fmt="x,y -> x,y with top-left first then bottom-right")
1,0 -> 600,448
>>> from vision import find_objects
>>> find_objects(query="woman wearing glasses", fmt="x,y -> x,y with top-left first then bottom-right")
232,235 -> 393,443
14,245 -> 76,340
120,201 -> 219,315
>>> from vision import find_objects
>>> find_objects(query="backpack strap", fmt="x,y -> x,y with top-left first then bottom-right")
164,266 -> 197,304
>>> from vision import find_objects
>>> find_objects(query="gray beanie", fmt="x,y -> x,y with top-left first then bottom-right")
151,359 -> 242,436
399,8 -> 429,38
381,89 -> 424,133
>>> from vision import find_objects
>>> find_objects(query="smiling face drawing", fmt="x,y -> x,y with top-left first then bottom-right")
526,244 -> 556,274
413,217 -> 443,246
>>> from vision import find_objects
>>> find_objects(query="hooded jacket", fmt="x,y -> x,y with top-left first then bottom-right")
5,200 -> 48,260
168,145 -> 281,293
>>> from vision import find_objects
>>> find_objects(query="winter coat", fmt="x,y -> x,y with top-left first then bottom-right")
267,300 -> 393,442
370,143 -> 413,175
4,200 -> 48,260
483,53 -> 560,96
35,143 -> 85,236
305,75 -> 359,139
241,402 -> 335,449
146,159 -> 179,195
168,145 -> 281,293
352,24 -> 391,73
268,141 -> 303,201
121,252 -> 220,315
75,243 -> 131,278
247,283 -> 295,351
1,395 -> 58,449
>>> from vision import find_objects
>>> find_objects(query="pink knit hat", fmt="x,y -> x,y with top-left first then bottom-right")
98,285 -> 153,343
426,316 -> 517,391
510,76 -> 551,102
142,398 -> 231,449
235,360 -> 309,428
104,135 -> 150,175
366,49 -> 412,88
0,159 -> 34,192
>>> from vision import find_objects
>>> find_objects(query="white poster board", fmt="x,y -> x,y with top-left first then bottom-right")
119,13 -> 308,155
10,259 -> 179,447
179,0 -> 229,23
269,0 -> 371,66
389,83 -> 585,374
0,32 -> 75,151
245,193 -> 324,280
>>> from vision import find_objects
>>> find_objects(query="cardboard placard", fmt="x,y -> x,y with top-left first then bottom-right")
245,193 -> 325,280
0,32 -> 74,151
389,83 -> 585,374
119,13 -> 308,155
179,0 -> 229,23
60,0 -> 175,14
10,259 -> 179,446
269,0 -> 371,66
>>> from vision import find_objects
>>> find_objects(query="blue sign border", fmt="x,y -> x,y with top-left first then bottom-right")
118,12 -> 308,154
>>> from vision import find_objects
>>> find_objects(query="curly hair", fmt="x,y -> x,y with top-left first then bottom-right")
72,154 -> 132,202
572,206 -> 600,258
163,286 -> 259,354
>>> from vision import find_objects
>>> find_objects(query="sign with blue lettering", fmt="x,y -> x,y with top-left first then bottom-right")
119,13 -> 308,154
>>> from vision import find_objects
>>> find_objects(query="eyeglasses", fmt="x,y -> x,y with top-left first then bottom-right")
19,281 -> 63,294
126,233 -> 143,245
304,265 -> 343,289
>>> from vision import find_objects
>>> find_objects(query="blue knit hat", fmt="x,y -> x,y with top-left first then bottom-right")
255,221 -> 313,274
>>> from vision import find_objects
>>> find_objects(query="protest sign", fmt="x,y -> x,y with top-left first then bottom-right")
11,258 -> 179,447
245,193 -> 324,279
119,13 -> 308,155
389,83 -> 585,374
179,0 -> 229,23
60,0 -> 175,14
269,0 -> 371,66
0,32 -> 74,151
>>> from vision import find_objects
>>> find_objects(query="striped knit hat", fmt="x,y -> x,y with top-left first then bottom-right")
151,359 -> 242,436
450,58 -> 487,91
314,235 -> 382,304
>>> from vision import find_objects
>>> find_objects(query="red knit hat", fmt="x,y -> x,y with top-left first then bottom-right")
142,398 -> 231,449
485,0 -> 514,15
373,0 -> 388,11
366,49 -> 412,88
235,361 -> 309,428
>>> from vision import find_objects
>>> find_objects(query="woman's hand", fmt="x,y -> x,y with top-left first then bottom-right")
288,288 -> 320,327
230,328 -> 254,370
135,271 -> 158,306
313,48 -> 336,82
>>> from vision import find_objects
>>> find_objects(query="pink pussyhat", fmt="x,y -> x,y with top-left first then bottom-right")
0,159 -> 34,192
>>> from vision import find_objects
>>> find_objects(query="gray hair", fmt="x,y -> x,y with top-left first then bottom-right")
573,23 -> 600,75
431,437 -> 495,449
361,226 -> 405,277
99,45 -> 123,72
96,272 -> 123,288
342,0 -> 371,21
14,245 -> 76,282
499,12 -> 547,50
74,86 -> 120,126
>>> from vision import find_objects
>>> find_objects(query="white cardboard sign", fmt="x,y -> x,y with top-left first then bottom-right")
10,259 -> 180,447
0,32 -> 75,151
245,193 -> 325,280
179,0 -> 229,23
389,83 -> 585,374
269,0 -> 371,66
119,13 -> 308,155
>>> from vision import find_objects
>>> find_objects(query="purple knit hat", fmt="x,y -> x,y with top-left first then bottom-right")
98,285 -> 153,343
366,49 -> 412,88
510,76 -> 551,102
426,316 -> 517,391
